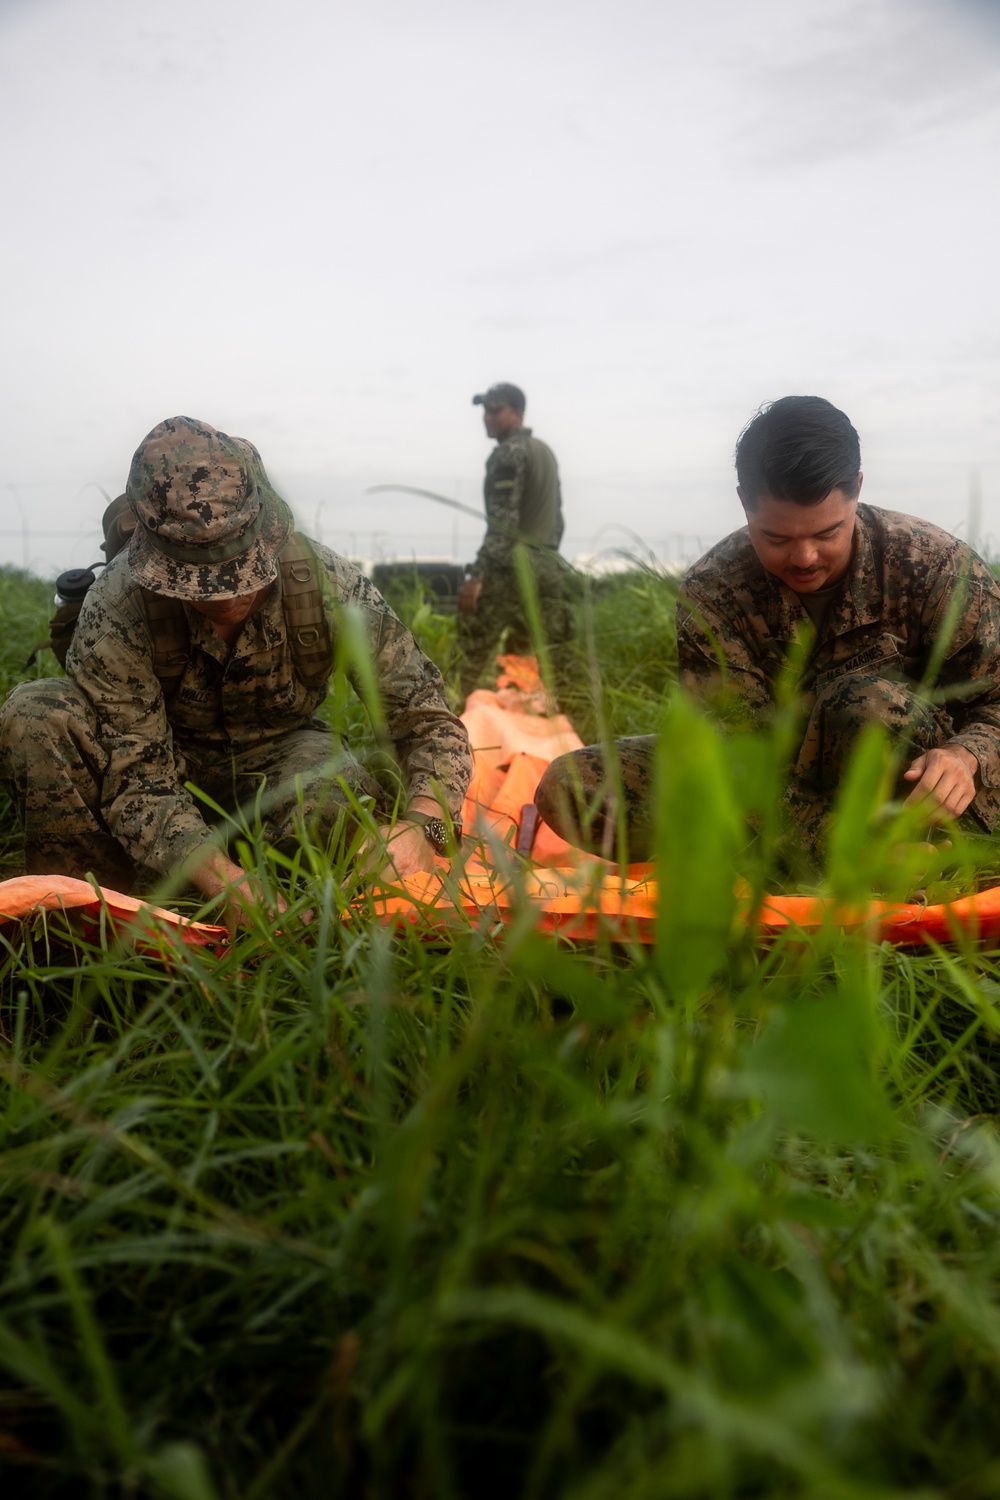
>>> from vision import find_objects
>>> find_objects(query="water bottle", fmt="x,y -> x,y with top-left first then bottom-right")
53,568 -> 97,608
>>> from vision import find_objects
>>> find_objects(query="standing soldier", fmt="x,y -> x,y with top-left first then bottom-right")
457,383 -> 574,697
0,416 -> 472,929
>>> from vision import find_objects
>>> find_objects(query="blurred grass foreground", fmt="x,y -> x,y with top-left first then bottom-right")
4,561 -> 1000,1499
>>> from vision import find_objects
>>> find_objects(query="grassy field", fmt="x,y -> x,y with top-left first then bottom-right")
3,564 -> 1000,1498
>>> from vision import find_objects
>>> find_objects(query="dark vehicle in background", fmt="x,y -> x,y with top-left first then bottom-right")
370,560 -> 467,614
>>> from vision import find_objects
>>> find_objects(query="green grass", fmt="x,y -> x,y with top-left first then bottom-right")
0,567 -> 60,877
560,567 -> 678,742
3,566 -> 1000,1497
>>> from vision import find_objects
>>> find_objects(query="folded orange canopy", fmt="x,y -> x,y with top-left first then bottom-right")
374,657 -> 1000,949
1,655 -> 999,950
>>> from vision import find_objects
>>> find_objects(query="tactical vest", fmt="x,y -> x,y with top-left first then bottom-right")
141,535 -> 334,692
39,495 -> 332,691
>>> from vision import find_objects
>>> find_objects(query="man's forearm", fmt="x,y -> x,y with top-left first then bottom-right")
376,620 -> 474,817
471,529 -> 515,576
184,845 -> 247,898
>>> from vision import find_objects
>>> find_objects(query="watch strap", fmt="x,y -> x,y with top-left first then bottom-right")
400,811 -> 461,856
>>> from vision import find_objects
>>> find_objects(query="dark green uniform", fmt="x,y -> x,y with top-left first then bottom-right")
458,427 -> 574,695
536,505 -> 1000,862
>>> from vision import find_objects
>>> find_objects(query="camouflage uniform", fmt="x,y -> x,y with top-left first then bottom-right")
534,734 -> 658,863
536,505 -> 1000,861
459,427 -> 575,695
0,417 -> 472,887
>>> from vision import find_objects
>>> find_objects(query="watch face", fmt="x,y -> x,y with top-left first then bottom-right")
423,818 -> 451,854
404,812 -> 461,855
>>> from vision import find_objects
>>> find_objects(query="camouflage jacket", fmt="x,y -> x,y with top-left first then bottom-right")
472,428 -> 564,577
66,541 -> 473,872
677,504 -> 1000,820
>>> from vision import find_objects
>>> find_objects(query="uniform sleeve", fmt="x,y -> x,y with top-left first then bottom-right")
675,589 -> 773,728
472,441 -> 529,576
927,562 -> 1000,802
333,564 -> 474,819
368,612 -> 473,817
66,597 -> 214,874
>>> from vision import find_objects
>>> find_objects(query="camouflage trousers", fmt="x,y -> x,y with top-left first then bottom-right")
0,678 -> 386,890
458,552 -> 577,697
535,673 -> 980,864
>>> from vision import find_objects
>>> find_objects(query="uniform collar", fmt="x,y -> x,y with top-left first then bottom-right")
184,579 -> 283,663
761,504 -> 883,639
498,426 -> 532,443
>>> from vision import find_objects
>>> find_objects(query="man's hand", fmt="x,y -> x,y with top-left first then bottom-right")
903,744 -> 980,820
360,795 -> 450,883
187,847 -> 291,938
458,577 -> 483,616
374,822 -> 438,880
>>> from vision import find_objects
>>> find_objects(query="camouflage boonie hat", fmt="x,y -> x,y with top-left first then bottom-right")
126,416 -> 292,600
472,383 -> 526,414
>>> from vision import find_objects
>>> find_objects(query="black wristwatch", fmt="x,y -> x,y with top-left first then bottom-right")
402,811 -> 461,856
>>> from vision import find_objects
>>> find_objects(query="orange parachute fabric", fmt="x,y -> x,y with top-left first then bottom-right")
0,873 -> 226,949
372,655 -> 1000,949
2,654 -> 1000,949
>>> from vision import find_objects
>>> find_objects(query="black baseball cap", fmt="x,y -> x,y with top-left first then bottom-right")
472,383 -> 526,414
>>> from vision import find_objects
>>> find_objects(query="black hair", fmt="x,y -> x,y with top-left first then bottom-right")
735,395 -> 861,506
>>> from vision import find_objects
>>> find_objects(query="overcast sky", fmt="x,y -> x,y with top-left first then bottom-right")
1,0 -> 998,576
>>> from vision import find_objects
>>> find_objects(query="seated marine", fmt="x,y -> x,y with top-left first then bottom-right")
536,395 -> 1000,863
0,416 -> 473,928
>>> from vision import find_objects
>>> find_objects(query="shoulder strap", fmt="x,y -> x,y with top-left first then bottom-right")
42,600 -> 83,670
142,591 -> 190,690
279,533 -> 333,687
136,533 -> 332,691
